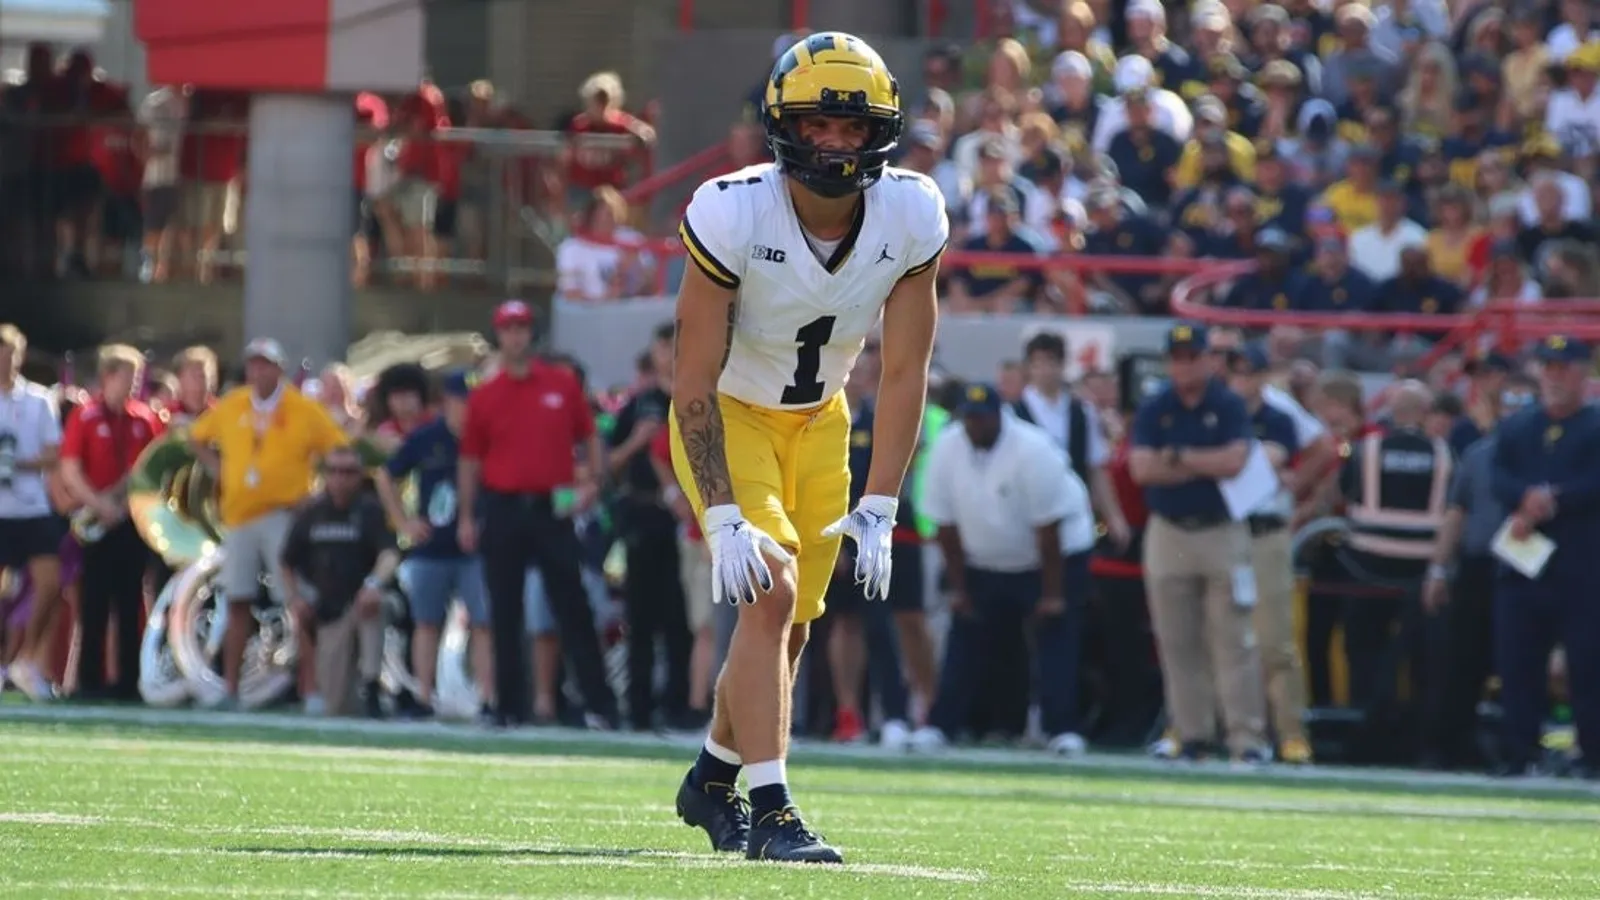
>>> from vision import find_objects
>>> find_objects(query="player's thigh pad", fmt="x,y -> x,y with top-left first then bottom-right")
786,394 -> 851,625
668,394 -> 802,552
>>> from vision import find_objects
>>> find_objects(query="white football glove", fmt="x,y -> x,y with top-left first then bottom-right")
702,504 -> 792,606
821,494 -> 899,601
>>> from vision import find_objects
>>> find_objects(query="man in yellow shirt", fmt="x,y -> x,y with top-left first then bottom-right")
1316,145 -> 1382,233
188,338 -> 348,710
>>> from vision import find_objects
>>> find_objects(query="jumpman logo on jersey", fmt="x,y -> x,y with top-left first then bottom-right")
875,244 -> 895,264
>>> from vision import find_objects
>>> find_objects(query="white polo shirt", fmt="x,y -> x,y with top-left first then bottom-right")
1263,383 -> 1325,448
921,417 -> 1077,573
0,378 -> 62,519
1018,385 -> 1111,469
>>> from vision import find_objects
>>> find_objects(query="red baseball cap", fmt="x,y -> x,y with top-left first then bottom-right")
492,300 -> 534,329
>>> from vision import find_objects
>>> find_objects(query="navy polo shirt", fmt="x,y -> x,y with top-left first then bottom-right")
384,419 -> 466,559
1252,402 -> 1301,457
1297,268 -> 1377,313
1132,379 -> 1250,520
1490,403 -> 1600,555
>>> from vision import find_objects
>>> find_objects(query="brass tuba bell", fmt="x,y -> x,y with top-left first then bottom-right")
127,427 -> 224,570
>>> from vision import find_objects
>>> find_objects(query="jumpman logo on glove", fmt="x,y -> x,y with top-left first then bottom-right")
821,494 -> 899,600
703,504 -> 793,606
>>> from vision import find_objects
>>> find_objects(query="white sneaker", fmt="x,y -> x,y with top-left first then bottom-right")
12,663 -> 54,702
879,719 -> 911,752
909,726 -> 948,753
1047,732 -> 1088,758
302,694 -> 326,716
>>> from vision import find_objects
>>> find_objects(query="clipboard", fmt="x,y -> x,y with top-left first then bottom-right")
1491,519 -> 1556,579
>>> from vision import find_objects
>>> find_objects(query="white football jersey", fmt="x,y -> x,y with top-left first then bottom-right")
678,163 -> 949,410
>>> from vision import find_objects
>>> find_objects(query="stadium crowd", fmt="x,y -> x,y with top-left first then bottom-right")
0,305 -> 1591,777
2,1 -> 1598,778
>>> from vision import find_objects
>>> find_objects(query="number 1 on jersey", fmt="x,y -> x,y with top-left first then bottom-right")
781,315 -> 837,406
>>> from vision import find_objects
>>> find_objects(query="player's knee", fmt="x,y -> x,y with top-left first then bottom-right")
738,554 -> 797,632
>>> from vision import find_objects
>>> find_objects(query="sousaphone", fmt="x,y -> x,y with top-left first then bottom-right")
129,427 -> 388,709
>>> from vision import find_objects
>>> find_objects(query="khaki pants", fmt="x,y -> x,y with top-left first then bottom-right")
1143,516 -> 1266,754
1250,526 -> 1308,743
314,604 -> 384,717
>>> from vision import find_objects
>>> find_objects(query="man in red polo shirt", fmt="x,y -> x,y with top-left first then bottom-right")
457,300 -> 618,728
59,343 -> 165,700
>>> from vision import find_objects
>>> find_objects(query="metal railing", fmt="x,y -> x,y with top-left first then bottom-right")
0,114 -> 651,292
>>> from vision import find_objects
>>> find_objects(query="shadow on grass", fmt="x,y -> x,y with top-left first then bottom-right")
222,845 -> 665,860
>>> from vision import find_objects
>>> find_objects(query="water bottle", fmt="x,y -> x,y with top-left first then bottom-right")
0,433 -> 16,490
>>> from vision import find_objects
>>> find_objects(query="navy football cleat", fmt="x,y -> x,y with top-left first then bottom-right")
745,806 -> 843,864
675,771 -> 750,853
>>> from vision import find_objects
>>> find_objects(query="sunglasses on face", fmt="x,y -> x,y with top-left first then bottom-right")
325,465 -> 363,476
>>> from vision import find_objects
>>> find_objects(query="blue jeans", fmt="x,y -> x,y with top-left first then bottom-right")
524,566 -> 611,636
399,556 -> 490,626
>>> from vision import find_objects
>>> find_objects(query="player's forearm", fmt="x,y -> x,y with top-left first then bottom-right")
863,370 -> 928,499
673,387 -> 735,508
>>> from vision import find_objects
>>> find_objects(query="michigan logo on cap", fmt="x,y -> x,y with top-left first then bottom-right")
1548,335 -> 1567,351
967,385 -> 989,402
1173,325 -> 1193,341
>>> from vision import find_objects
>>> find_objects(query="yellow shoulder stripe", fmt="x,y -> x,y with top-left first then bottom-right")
901,245 -> 945,279
679,219 -> 740,289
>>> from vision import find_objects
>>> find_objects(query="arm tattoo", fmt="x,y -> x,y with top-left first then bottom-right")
719,300 -> 737,371
678,395 -> 734,507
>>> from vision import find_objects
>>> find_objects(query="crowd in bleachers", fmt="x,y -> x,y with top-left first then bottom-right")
880,1 -> 1600,335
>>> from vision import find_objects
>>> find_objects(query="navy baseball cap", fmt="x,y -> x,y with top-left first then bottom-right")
1229,343 -> 1271,373
1535,334 -> 1593,364
958,382 -> 1004,415
1166,322 -> 1209,354
440,368 -> 476,397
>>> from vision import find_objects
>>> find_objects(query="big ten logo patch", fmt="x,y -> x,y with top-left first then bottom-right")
752,245 -> 788,263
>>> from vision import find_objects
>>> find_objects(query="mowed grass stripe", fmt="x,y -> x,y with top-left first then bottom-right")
3,723 -> 1597,899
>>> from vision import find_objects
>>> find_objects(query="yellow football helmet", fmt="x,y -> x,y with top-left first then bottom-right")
764,32 -> 903,198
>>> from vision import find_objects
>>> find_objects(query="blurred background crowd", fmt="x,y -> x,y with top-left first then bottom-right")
1,0 -> 1597,779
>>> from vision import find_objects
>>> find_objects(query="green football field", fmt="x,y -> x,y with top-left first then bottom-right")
1,708 -> 1597,899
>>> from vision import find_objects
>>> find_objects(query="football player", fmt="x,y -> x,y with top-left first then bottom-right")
667,32 -> 947,863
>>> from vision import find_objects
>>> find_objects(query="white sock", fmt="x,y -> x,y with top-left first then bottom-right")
745,759 -> 786,790
704,737 -> 742,766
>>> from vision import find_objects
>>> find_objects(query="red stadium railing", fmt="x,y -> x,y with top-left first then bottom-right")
1170,265 -> 1600,373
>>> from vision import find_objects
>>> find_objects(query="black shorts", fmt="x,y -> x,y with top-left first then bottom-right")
0,515 -> 64,569
143,185 -> 180,232
52,166 -> 103,214
825,542 -> 926,615
433,198 -> 458,239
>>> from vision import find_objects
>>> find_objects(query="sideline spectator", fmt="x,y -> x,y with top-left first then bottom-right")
376,369 -> 494,720
187,338 -> 348,710
607,324 -> 694,730
565,71 -> 655,197
58,344 -> 163,701
1131,323 -> 1267,765
556,187 -> 652,302
0,324 -> 64,701
279,445 -> 401,718
457,300 -> 618,728
916,384 -> 1080,752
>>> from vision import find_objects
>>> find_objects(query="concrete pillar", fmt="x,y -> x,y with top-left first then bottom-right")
241,94 -> 354,369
